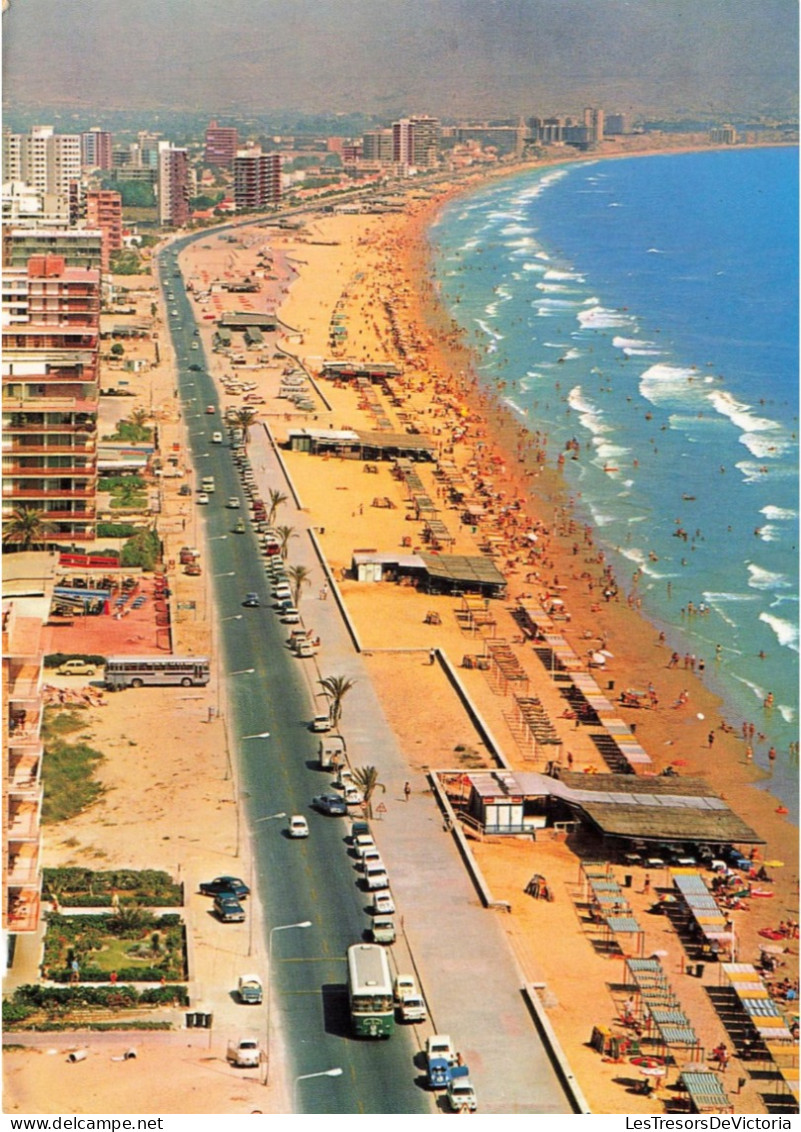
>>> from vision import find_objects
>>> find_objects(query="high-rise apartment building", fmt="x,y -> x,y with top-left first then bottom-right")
409,116 -> 441,167
85,190 -> 123,271
81,128 -> 113,170
3,126 -> 81,217
3,600 -> 46,937
392,117 -> 441,169
2,254 -> 101,543
233,149 -> 281,210
362,129 -> 394,163
604,113 -> 629,136
157,143 -> 190,227
583,107 -> 605,143
204,121 -> 239,168
7,229 -> 103,271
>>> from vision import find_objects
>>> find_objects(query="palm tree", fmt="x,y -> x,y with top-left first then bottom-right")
232,407 -> 258,444
288,564 -> 311,607
2,506 -> 55,551
350,765 -> 386,819
267,488 -> 288,526
276,524 -> 296,559
318,675 -> 356,729
127,407 -> 151,429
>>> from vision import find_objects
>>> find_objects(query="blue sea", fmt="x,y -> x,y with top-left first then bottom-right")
430,147 -> 799,818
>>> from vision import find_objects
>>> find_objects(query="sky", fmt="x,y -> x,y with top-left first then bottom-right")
2,0 -> 798,119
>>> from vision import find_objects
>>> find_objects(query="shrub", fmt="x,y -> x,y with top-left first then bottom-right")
97,523 -> 138,538
120,529 -> 161,570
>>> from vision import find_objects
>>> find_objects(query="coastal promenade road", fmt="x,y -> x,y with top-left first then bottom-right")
162,242 -> 573,1113
161,248 -> 430,1115
245,424 -> 574,1115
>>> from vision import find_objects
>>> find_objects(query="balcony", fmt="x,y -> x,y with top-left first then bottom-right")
2,395 -> 98,414
6,746 -> 43,791
5,486 -> 96,500
5,657 -> 43,700
7,838 -> 42,886
7,796 -> 43,840
5,887 -> 42,934
7,706 -> 42,747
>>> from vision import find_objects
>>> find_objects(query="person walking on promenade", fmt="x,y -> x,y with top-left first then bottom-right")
404,781 -> 411,802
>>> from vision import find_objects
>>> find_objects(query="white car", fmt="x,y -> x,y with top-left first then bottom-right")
447,1079 -> 477,1112
373,889 -> 395,915
227,497 -> 241,509
344,784 -> 364,806
273,584 -> 292,601
354,834 -> 376,859
197,492 -> 210,505
288,815 -> 309,839
211,431 -> 223,443
361,847 -> 383,870
281,607 -> 300,624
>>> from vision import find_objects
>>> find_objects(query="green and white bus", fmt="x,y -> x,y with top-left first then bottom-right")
104,655 -> 210,690
347,943 -> 394,1038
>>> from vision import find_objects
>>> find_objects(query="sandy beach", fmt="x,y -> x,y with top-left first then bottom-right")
5,141 -> 797,1116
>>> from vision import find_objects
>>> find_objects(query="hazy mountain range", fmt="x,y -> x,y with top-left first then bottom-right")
3,0 -> 798,120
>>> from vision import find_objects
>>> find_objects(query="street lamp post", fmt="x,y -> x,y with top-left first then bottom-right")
292,1067 -> 343,1112
265,921 -> 312,1085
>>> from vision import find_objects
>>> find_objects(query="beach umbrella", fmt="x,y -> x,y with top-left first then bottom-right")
599,649 -> 615,658
671,759 -> 689,766
591,652 -> 607,666
759,944 -> 786,954
764,860 -> 785,868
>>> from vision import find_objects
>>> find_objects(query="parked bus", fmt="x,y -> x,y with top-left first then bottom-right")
104,655 -> 210,690
347,943 -> 394,1038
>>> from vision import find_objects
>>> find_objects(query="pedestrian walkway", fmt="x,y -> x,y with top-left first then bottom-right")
246,423 -> 574,1113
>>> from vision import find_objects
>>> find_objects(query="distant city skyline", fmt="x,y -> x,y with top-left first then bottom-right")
2,0 -> 798,121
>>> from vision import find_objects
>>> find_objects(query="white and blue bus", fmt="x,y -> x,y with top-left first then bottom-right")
104,655 -> 210,690
347,943 -> 394,1038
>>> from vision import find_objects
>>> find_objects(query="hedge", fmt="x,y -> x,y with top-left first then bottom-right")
96,523 -> 139,538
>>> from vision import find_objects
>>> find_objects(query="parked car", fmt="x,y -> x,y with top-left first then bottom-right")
296,639 -> 315,658
353,834 -> 377,859
281,607 -> 300,624
214,893 -> 245,922
373,889 -> 395,915
313,793 -> 348,816
56,659 -> 96,676
288,814 -> 309,838
361,847 -> 383,869
243,593 -> 260,607
227,1036 -> 260,1067
311,712 -> 332,733
200,876 -> 250,899
365,861 -> 390,890
344,784 -> 364,806
446,1078 -> 477,1112
372,917 -> 396,944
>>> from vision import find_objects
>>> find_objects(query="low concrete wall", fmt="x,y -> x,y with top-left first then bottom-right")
427,768 -> 510,914
522,983 -> 593,1114
436,649 -> 512,771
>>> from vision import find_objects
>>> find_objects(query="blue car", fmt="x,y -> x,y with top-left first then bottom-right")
313,794 -> 348,816
200,875 -> 250,899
